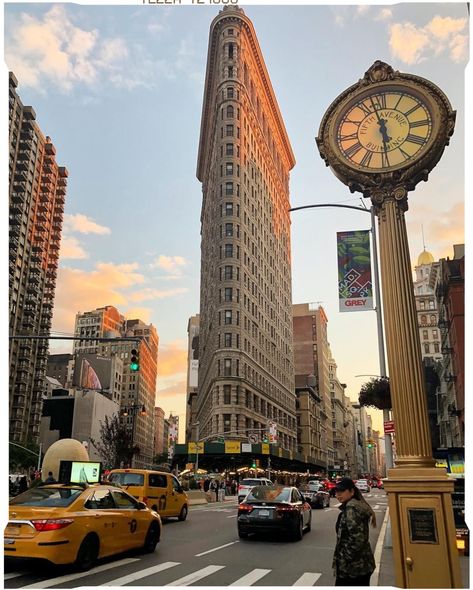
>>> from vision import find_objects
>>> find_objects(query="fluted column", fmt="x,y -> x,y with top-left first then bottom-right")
374,187 -> 435,468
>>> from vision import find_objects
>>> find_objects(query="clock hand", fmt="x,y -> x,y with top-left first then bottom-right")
369,97 -> 391,144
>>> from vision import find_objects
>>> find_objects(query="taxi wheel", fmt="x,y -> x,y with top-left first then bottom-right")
178,505 -> 188,521
143,522 -> 160,553
75,534 -> 99,571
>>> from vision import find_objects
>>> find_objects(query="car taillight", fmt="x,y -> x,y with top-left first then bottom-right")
32,519 -> 74,532
238,504 -> 254,513
238,485 -> 243,492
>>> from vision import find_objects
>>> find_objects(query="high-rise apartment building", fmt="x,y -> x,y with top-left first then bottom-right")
196,7 -> 297,451
9,72 -> 68,443
293,303 -> 334,467
73,306 -> 159,467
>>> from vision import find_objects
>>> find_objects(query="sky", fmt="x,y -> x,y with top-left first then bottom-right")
3,1 -> 468,442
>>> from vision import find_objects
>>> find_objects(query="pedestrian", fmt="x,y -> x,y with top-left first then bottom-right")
204,478 -> 211,492
332,477 -> 376,586
44,471 -> 56,484
231,480 -> 237,495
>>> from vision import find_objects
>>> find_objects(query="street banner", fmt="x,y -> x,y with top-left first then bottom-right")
337,230 -> 373,312
384,420 -> 395,434
225,441 -> 241,454
261,443 -> 270,455
268,421 -> 277,443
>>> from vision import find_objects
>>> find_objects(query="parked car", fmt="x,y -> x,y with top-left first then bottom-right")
108,469 -> 188,521
355,479 -> 371,493
238,485 -> 311,541
237,477 -> 272,504
299,482 -> 330,508
5,483 -> 162,570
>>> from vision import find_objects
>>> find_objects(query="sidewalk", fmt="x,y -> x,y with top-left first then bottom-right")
377,520 -> 470,588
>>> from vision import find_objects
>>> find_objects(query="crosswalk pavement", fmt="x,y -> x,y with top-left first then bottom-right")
5,560 -> 326,588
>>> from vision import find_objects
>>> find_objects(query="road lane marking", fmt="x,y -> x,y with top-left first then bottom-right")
293,572 -> 322,586
166,565 -> 225,586
195,541 -> 239,556
374,504 -> 379,509
103,561 -> 180,586
371,506 -> 390,586
226,514 -> 238,518
4,572 -> 25,580
21,558 -> 140,589
229,568 -> 271,586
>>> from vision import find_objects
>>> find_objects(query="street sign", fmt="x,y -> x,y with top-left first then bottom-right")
384,420 -> 395,434
248,434 -> 258,444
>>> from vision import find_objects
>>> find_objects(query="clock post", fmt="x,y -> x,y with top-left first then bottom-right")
317,61 -> 460,588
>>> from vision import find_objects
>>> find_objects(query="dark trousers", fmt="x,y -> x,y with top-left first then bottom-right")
335,574 -> 372,586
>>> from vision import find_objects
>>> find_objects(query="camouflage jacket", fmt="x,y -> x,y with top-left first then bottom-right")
332,498 -> 376,579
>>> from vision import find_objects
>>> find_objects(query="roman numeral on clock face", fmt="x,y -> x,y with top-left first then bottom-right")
381,151 -> 390,168
405,133 -> 425,146
345,141 -> 363,158
360,150 -> 373,167
372,94 -> 387,110
404,103 -> 422,117
409,119 -> 429,128
358,102 -> 372,116
340,132 -> 358,142
399,147 -> 411,160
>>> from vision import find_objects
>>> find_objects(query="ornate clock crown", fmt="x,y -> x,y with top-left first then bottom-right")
360,61 -> 398,86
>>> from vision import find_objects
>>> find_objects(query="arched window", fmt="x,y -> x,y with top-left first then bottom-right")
421,315 -> 427,325
226,105 -> 234,118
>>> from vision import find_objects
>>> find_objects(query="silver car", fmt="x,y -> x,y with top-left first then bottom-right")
355,479 -> 371,493
237,478 -> 272,504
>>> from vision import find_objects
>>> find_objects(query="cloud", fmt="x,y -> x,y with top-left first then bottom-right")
389,16 -> 468,64
158,342 -> 188,377
128,287 -> 188,302
5,5 -> 203,93
51,262 -> 146,334
63,213 -> 111,235
59,236 -> 88,260
150,255 -> 188,275
375,8 -> 393,22
123,306 -> 152,324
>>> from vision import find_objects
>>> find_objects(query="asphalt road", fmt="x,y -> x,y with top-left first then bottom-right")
4,489 -> 388,588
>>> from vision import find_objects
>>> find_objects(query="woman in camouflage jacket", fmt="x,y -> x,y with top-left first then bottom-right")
332,477 -> 376,586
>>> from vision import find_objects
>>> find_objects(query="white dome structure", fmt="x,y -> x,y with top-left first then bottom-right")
42,439 -> 89,481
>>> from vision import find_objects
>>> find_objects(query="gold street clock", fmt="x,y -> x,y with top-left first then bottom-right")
316,61 -> 456,197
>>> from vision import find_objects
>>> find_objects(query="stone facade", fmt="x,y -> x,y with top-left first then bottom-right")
195,7 -> 297,451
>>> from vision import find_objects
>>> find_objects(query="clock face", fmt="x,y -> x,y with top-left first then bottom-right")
336,88 -> 433,171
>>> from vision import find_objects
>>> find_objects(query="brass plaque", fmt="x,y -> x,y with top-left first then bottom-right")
408,508 -> 439,544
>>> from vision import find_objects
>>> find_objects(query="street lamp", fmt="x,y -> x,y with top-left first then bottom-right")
289,202 -> 393,470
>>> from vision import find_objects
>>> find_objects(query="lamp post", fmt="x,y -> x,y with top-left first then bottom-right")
290,202 -> 393,470
121,404 -> 147,467
192,421 -> 200,474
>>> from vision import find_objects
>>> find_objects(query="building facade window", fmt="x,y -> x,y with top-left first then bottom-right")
424,343 -> 430,354
224,333 -> 232,347
226,162 -> 233,175
227,87 -> 234,99
226,105 -> 234,118
225,182 -> 233,195
226,143 -> 234,156
226,124 -> 234,137
224,287 -> 233,302
224,265 -> 233,279
225,202 -> 233,216
224,359 -> 231,376
225,223 -> 233,237
223,385 -> 231,404
423,329 -> 428,340
223,414 -> 231,432
225,310 -> 232,324
225,244 -> 233,258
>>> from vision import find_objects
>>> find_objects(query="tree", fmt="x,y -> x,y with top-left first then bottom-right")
90,414 -> 140,469
359,377 -> 392,410
9,437 -> 40,472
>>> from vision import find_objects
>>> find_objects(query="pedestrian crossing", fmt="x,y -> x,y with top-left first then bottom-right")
5,560 -> 327,588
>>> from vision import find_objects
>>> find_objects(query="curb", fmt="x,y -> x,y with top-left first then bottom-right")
372,506 -> 390,586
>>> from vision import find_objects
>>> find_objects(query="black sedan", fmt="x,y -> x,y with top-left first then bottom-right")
237,485 -> 311,541
299,482 -> 330,508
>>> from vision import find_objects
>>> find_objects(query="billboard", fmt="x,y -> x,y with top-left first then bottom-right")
72,354 -> 112,390
337,230 -> 373,312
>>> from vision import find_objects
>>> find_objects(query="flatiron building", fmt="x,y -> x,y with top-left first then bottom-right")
196,7 -> 297,451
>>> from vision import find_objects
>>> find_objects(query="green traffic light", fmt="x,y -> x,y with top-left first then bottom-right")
130,362 -> 139,371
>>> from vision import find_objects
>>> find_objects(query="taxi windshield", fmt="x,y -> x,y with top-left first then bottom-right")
10,487 -> 83,507
108,473 -> 144,486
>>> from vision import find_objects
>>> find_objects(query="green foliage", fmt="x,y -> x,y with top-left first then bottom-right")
90,414 -> 139,469
359,377 -> 392,410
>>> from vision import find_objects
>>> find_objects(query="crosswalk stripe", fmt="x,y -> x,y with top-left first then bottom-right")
4,572 -> 24,580
229,568 -> 271,586
103,561 -> 180,586
166,565 -> 225,586
21,557 -> 140,589
293,572 -> 322,586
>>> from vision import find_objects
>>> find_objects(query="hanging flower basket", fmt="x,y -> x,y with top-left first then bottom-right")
359,377 -> 392,410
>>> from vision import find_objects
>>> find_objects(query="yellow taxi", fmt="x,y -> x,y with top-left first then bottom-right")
108,469 -> 189,520
4,483 -> 162,570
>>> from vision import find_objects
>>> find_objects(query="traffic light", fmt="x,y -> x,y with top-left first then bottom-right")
262,433 -> 269,444
367,442 -> 373,448
252,459 -> 257,468
130,348 -> 140,372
